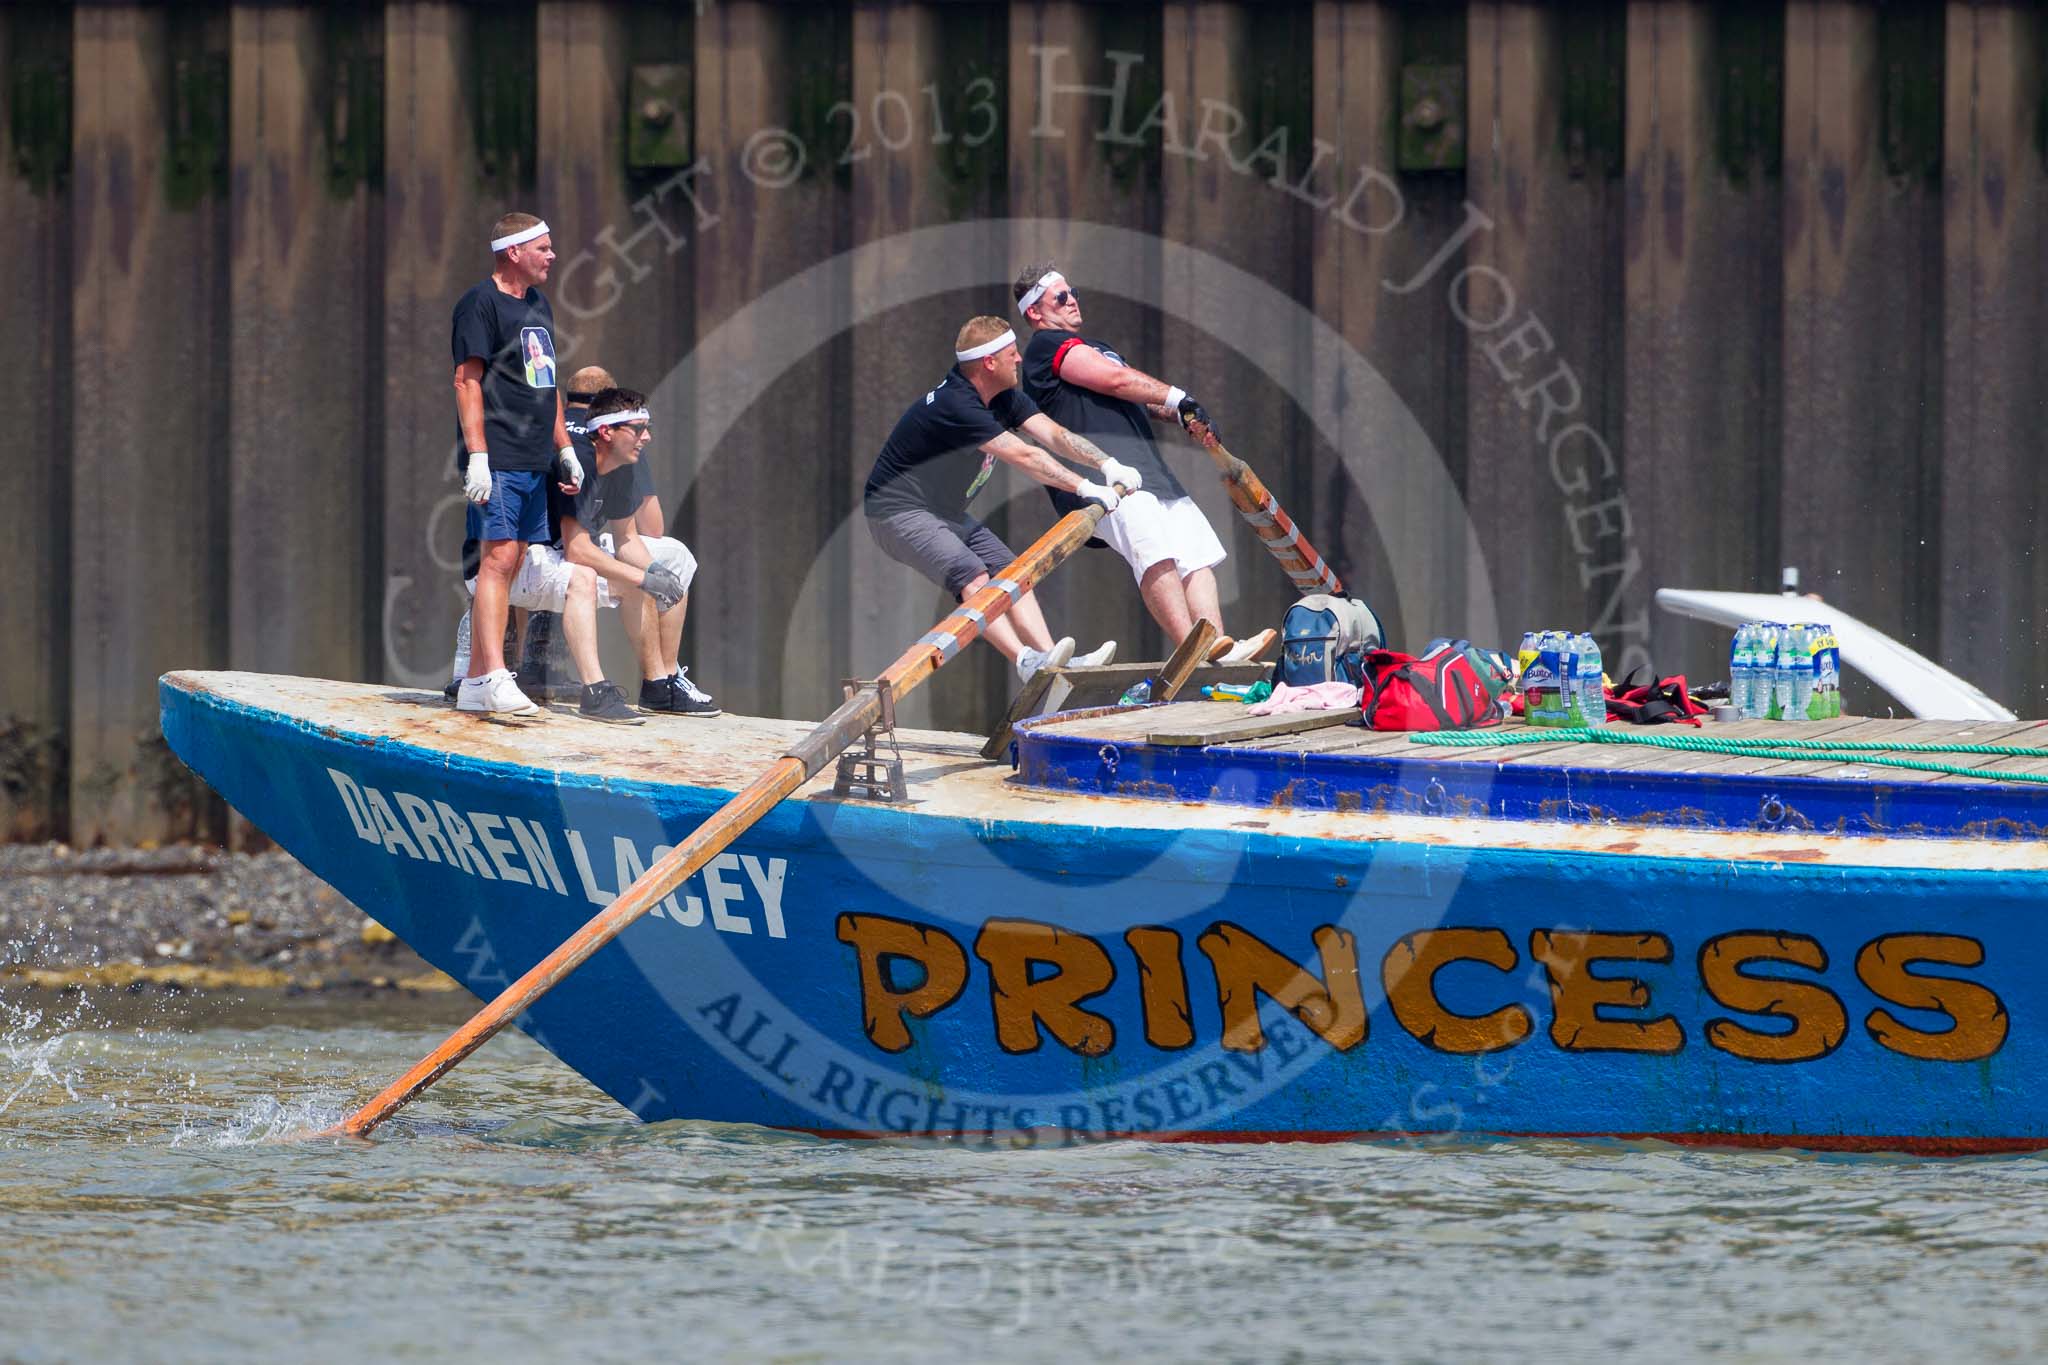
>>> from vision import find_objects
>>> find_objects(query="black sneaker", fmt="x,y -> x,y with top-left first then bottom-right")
641,670 -> 721,717
579,679 -> 645,725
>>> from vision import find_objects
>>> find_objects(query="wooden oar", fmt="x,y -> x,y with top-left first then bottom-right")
1151,618 -> 1219,702
1190,426 -> 1344,598
328,499 -> 1115,1139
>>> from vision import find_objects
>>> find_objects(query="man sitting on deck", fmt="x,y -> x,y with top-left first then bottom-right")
447,527 -> 643,724
1013,263 -> 1274,665
552,387 -> 719,717
864,316 -> 1131,683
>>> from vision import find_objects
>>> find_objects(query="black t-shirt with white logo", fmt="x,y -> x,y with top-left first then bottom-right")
863,368 -> 1039,520
1021,329 -> 1188,517
451,279 -> 560,472
548,457 -> 643,548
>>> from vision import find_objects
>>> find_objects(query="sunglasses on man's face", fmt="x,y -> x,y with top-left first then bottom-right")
1049,289 -> 1076,308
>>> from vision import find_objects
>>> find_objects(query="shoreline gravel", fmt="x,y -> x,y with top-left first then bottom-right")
0,842 -> 450,992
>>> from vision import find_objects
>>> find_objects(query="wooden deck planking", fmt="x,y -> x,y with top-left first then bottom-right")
1666,719 -> 2048,783
1756,719 -> 2048,784
1408,718 -> 1878,779
1626,718 -> 1891,778
1896,719 -> 2048,784
1941,720 -> 2048,784
1235,725 -> 1405,756
1030,702 -> 1221,743
1030,708 -> 2048,788
1148,710 -> 1359,747
1639,719 -> 1952,780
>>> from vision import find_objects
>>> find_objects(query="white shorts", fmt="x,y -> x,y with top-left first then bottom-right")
466,537 -> 696,612
1099,492 -> 1227,583
638,535 -> 699,595
466,544 -> 615,613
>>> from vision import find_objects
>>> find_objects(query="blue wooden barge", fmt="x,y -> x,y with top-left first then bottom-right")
160,671 -> 2048,1153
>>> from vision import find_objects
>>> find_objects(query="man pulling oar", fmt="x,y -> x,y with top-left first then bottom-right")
325,486 -> 1123,1139
863,315 -> 1128,683
1012,263 -> 1278,662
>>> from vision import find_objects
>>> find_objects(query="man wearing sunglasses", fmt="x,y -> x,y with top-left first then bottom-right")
552,386 -> 720,717
1013,264 -> 1276,665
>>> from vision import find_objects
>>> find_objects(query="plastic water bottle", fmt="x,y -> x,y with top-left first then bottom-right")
1524,631 -> 1562,727
1572,634 -> 1589,732
1771,628 -> 1795,722
1816,624 -> 1842,717
1803,622 -> 1837,718
1787,624 -> 1814,722
1578,632 -> 1606,728
1753,624 -> 1780,720
1729,625 -> 1752,718
450,608 -> 473,684
1517,631 -> 1540,685
1540,634 -> 1572,732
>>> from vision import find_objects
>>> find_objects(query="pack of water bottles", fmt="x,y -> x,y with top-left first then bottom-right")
1729,621 -> 1841,721
1514,630 -> 1607,729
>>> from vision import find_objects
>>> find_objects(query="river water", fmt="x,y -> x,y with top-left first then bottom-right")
4,988 -> 2046,1364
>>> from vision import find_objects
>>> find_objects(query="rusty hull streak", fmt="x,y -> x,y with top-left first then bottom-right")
168,675 -> 2048,875
1112,779 -> 1180,801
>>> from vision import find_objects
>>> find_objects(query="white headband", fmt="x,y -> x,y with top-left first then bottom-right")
587,408 -> 650,429
1016,271 -> 1061,316
955,329 -> 1016,363
491,220 -> 551,252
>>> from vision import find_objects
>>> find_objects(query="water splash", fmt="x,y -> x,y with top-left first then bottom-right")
170,1091 -> 352,1148
0,997 -> 84,1116
0,944 -> 93,1118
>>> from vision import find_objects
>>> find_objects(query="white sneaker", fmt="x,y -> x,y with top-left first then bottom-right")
1070,641 -> 1118,668
1017,637 -> 1076,684
1220,628 -> 1279,665
457,668 -> 542,716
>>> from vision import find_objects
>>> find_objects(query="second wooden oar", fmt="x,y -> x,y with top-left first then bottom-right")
1191,426 -> 1344,598
329,499 -> 1114,1139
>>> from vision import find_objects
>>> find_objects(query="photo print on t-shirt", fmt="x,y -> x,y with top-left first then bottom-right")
521,327 -> 557,389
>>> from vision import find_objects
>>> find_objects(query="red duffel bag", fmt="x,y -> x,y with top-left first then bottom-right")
1361,643 -> 1505,731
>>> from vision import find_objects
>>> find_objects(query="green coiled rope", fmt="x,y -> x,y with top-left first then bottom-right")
1407,727 -> 2048,785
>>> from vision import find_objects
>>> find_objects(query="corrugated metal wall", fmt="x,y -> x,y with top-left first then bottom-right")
2,0 -> 2044,844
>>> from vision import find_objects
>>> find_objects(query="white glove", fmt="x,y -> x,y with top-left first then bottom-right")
556,445 -> 583,491
1075,479 -> 1121,513
1100,457 -> 1143,493
463,452 -> 493,504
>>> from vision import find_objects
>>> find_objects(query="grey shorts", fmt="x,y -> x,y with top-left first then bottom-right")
867,508 -> 1016,599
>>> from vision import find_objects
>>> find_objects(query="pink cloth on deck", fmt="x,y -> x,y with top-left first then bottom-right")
1244,681 -> 1362,716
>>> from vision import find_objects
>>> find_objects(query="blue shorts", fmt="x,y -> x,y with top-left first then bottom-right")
465,469 -> 551,545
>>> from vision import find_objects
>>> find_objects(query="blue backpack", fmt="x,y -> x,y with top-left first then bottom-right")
1275,595 -> 1385,687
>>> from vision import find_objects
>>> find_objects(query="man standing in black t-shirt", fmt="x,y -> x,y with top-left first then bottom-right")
550,386 -> 718,717
863,315 -> 1134,682
449,211 -> 586,717
1013,263 -> 1276,665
